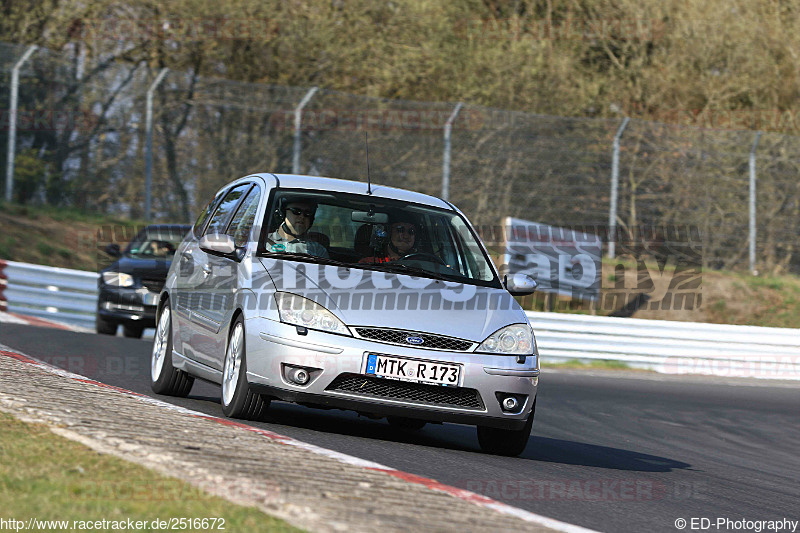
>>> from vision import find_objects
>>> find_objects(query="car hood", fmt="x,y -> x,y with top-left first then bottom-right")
103,254 -> 173,278
258,258 -> 527,343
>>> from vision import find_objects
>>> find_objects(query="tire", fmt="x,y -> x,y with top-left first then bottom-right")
95,315 -> 117,335
123,324 -> 144,339
150,299 -> 194,397
221,316 -> 270,420
477,399 -> 536,457
387,416 -> 427,430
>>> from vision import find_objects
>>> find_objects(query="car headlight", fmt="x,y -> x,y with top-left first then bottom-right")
274,292 -> 351,336
102,271 -> 135,287
476,324 -> 533,355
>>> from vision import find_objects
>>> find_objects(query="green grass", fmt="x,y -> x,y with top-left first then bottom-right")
542,359 -> 638,370
0,237 -> 14,260
710,299 -> 727,313
57,247 -> 74,260
0,412 -> 304,532
745,275 -> 786,291
0,202 -> 153,271
731,271 -> 800,328
36,242 -> 56,256
31,241 -> 74,260
0,201 -> 139,227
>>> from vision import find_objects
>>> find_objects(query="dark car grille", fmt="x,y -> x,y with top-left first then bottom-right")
354,327 -> 474,352
326,373 -> 485,410
141,279 -> 165,294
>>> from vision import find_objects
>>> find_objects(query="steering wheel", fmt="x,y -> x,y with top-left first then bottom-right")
398,252 -> 447,266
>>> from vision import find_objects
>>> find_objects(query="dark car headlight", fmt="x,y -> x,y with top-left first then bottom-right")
102,272 -> 135,287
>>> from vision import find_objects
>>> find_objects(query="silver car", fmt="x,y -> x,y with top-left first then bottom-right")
151,174 -> 539,456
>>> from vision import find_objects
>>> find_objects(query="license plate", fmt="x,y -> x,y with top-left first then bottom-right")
365,354 -> 461,386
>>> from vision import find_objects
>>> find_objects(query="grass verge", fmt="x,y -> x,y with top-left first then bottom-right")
542,359 -> 644,371
0,201 -> 146,271
0,411 -> 303,532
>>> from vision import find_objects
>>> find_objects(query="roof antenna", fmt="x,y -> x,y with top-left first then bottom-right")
365,131 -> 372,195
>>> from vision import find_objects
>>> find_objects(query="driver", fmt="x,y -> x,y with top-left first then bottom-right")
151,240 -> 175,257
359,216 -> 417,264
267,198 -> 329,258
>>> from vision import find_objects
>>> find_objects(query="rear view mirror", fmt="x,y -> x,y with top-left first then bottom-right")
352,210 -> 389,224
199,234 -> 236,255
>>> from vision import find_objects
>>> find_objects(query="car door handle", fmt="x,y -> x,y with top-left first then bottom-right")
202,265 -> 212,276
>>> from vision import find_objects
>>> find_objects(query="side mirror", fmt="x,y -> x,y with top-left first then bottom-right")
104,243 -> 121,258
504,273 -> 537,296
199,234 -> 236,256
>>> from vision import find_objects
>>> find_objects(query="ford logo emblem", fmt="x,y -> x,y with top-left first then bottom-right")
406,336 -> 424,345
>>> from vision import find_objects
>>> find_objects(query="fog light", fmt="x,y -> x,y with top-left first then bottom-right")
287,367 -> 310,385
502,396 -> 519,411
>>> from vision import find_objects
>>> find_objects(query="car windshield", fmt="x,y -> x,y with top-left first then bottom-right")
261,189 -> 501,287
127,227 -> 187,259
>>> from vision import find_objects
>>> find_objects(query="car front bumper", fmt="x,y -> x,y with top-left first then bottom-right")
244,317 -> 539,430
97,286 -> 160,326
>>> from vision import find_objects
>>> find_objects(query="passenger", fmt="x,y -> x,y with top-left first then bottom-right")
359,217 -> 417,264
267,199 -> 329,258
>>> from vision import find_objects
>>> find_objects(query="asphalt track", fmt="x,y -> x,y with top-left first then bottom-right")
1,322 -> 799,533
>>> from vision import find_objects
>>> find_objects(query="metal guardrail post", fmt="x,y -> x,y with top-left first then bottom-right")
5,45 -> 38,203
292,87 -> 319,174
442,102 -> 464,202
0,259 -> 7,312
749,131 -> 762,276
145,68 -> 169,221
607,117 -> 630,259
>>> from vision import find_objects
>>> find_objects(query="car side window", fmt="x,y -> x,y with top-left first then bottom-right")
204,184 -> 249,236
193,191 -> 226,238
227,186 -> 262,248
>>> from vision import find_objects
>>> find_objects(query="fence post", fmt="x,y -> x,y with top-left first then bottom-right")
442,102 -> 464,201
5,45 -> 38,203
144,68 -> 169,221
749,131 -> 762,275
607,116 -> 630,259
292,87 -> 319,174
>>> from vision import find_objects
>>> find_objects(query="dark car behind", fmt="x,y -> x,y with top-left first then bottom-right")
96,224 -> 190,338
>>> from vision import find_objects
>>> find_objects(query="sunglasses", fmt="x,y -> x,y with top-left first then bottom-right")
392,225 -> 416,236
286,207 -> 314,218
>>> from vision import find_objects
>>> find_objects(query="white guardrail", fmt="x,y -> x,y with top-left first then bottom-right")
0,259 -> 99,330
0,260 -> 798,379
527,311 -> 800,380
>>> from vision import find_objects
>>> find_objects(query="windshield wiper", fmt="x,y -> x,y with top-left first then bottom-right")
257,251 -> 354,268
258,251 -> 451,281
364,261 -> 450,281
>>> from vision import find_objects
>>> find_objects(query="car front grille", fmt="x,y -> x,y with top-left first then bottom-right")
353,327 -> 474,352
326,373 -> 485,410
141,279 -> 165,294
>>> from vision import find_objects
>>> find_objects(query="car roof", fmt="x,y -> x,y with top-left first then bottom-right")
254,174 -> 453,210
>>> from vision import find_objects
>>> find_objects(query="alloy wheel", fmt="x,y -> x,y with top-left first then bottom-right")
151,304 -> 170,382
222,322 -> 244,406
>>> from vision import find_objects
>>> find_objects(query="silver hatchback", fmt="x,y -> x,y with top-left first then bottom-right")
151,174 -> 539,456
